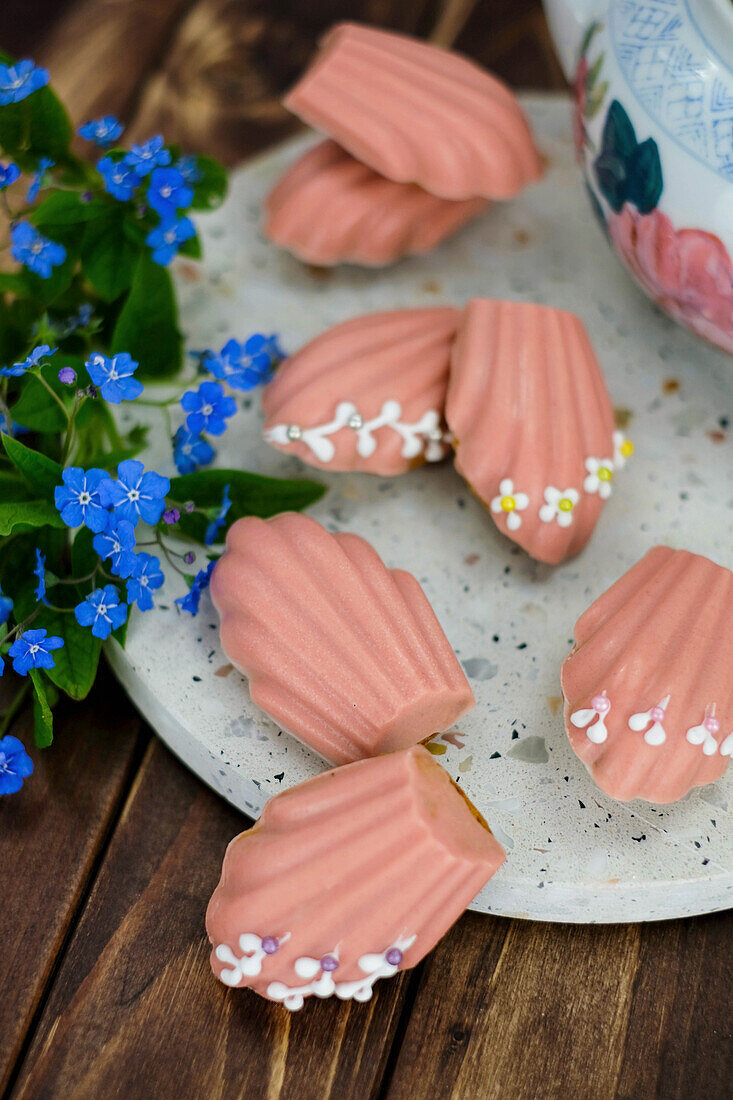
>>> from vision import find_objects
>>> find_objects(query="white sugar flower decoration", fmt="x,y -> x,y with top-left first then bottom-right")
490,478 -> 529,531
584,456 -> 614,499
612,430 -> 633,469
539,486 -> 579,527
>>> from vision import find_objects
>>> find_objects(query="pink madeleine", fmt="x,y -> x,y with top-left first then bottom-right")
207,744 -> 505,1008
210,513 -> 475,764
264,138 -> 488,266
262,307 -> 459,475
445,299 -> 628,564
562,547 -> 733,803
284,23 -> 542,201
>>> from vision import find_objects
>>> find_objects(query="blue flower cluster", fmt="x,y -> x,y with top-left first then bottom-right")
0,344 -> 55,378
50,458 -> 170,639
0,161 -> 20,190
85,351 -> 143,404
176,560 -> 215,616
11,223 -> 66,280
172,333 -> 284,474
78,115 -> 124,146
27,157 -> 54,203
94,131 -> 199,267
0,735 -> 34,795
0,59 -> 48,105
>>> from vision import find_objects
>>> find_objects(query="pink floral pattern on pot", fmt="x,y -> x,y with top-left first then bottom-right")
609,206 -> 733,356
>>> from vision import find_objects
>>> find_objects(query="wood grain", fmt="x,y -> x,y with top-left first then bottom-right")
0,670 -> 144,1095
384,909 -> 733,1100
36,0 -> 197,134
10,739 -> 413,1100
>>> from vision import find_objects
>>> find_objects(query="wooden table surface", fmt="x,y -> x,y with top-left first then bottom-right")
2,3 -> 732,1097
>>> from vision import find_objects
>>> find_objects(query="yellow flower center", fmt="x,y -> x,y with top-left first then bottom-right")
500,495 -> 516,512
620,439 -> 633,458
558,497 -> 574,512
598,465 -> 613,482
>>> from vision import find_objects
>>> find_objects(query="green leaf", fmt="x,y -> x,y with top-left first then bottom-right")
30,668 -> 54,747
21,223 -> 81,306
0,272 -> 32,297
111,253 -> 182,379
601,99 -> 637,162
0,499 -> 65,536
628,137 -> 663,214
579,20 -> 602,59
189,155 -> 227,211
81,209 -> 140,301
0,470 -> 27,502
585,54 -> 604,91
71,525 -> 99,596
0,50 -> 73,163
586,82 -> 609,119
168,468 -> 326,543
34,606 -> 101,700
177,233 -> 202,260
31,191 -> 108,228
2,432 -> 62,497
10,358 -> 77,432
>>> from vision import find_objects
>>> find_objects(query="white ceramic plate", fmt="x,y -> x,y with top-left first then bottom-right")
107,95 -> 733,923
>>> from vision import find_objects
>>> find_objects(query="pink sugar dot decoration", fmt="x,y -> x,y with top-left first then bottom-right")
704,716 -> 720,734
650,706 -> 666,722
591,695 -> 610,713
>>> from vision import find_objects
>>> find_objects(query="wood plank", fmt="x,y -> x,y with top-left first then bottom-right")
384,909 -> 733,1099
0,669 -> 144,1095
10,739 -> 412,1100
37,0 -> 196,130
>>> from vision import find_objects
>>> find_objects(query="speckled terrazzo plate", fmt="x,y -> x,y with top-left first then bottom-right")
106,95 -> 733,923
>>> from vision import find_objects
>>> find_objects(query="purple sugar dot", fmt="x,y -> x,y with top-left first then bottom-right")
320,954 -> 339,972
385,948 -> 403,966
261,936 -> 279,955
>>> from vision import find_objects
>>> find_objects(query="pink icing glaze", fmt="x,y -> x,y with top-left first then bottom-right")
445,299 -> 617,564
261,307 -> 459,475
264,139 -> 488,266
284,22 -> 543,201
210,513 -> 475,764
562,546 -> 733,803
206,745 -> 505,1003
608,204 -> 733,356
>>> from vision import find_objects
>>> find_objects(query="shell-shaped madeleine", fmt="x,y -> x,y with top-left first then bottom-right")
284,23 -> 542,201
206,745 -> 505,1008
264,139 -> 488,266
562,547 -> 733,803
210,514 -> 475,764
262,307 -> 459,475
445,299 -> 624,564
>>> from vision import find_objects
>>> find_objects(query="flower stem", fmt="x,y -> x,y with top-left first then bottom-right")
34,370 -> 71,425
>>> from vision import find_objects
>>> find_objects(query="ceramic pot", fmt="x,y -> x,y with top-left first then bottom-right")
543,0 -> 733,355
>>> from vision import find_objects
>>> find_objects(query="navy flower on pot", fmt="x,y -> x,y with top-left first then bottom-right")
594,100 -> 663,214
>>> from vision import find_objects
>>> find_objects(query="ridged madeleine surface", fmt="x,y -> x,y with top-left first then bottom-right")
562,547 -> 733,803
262,307 -> 459,475
284,23 -> 542,201
445,299 -> 622,564
210,514 -> 475,764
207,745 -> 505,1008
264,139 -> 488,266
